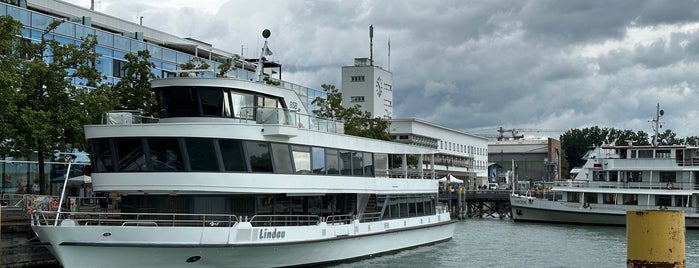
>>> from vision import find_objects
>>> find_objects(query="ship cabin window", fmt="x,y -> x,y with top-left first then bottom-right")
271,143 -> 294,174
676,195 -> 690,207
219,140 -> 247,171
659,172 -> 676,183
656,195 -> 672,207
603,193 -> 616,204
592,171 -> 606,181
156,86 -> 280,120
609,172 -> 618,182
90,137 -> 375,177
567,192 -> 581,203
311,147 -> 325,174
623,194 -> 638,205
637,150 -> 653,158
584,193 -> 598,204
625,171 -> 642,182
656,150 -> 671,159
246,141 -> 273,173
291,145 -> 311,174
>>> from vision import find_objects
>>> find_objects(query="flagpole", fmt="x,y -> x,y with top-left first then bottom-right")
388,38 -> 391,71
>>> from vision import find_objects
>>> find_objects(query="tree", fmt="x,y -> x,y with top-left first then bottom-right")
179,57 -> 210,77
113,50 -> 157,115
560,127 -> 651,170
312,84 -> 390,140
1,16 -> 101,194
0,16 -> 22,156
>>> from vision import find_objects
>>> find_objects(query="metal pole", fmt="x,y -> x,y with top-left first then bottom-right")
55,157 -> 73,226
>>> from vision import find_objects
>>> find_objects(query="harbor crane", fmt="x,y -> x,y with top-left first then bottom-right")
491,127 -> 564,141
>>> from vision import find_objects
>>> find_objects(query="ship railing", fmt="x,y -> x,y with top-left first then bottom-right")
553,180 -> 699,190
386,169 -> 436,179
325,214 -> 354,225
1,193 -> 28,208
30,211 -> 239,227
554,201 -> 696,213
249,214 -> 321,227
239,106 -> 345,134
103,110 -> 159,125
358,212 -> 382,222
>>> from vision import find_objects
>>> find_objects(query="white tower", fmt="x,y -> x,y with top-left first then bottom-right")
341,58 -> 394,119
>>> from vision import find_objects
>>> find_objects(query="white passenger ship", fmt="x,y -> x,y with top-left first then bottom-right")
30,58 -> 455,267
511,106 -> 699,227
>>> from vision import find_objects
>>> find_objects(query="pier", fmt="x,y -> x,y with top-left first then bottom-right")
440,189 -> 512,219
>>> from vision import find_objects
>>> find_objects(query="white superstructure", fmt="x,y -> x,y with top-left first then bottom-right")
31,72 -> 455,267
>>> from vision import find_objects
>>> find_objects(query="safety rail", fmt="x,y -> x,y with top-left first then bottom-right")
358,212 -> 382,222
1,193 -> 28,208
249,214 -> 320,227
325,214 -> 354,225
31,211 -> 239,227
553,180 -> 699,190
239,106 -> 345,134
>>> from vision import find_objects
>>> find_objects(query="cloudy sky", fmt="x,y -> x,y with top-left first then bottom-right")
64,0 -> 699,139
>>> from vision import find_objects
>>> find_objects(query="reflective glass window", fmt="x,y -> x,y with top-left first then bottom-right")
291,145 -> 311,174
90,138 -> 114,172
245,141 -> 272,172
147,44 -> 162,59
219,140 -> 246,172
185,138 -> 219,171
95,45 -> 112,57
176,52 -> 192,64
130,39 -> 146,52
75,25 -> 94,38
162,48 -> 177,62
312,147 -> 325,174
339,150 -> 352,176
113,50 -> 126,60
54,21 -> 74,37
95,30 -> 113,46
162,61 -> 176,71
231,92 -> 254,119
363,152 -> 373,177
352,152 -> 364,176
113,35 -> 130,51
30,13 -> 51,29
147,138 -> 184,171
0,4 -> 6,15
115,138 -> 146,171
7,6 -> 30,25
199,87 -> 223,116
271,143 -> 293,174
326,149 -> 339,175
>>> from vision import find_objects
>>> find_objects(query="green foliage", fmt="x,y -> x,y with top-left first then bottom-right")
113,50 -> 157,115
0,16 -> 101,193
217,60 -> 233,77
312,84 -> 390,140
179,57 -> 210,77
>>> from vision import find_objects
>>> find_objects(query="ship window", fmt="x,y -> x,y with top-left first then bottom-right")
626,171 -> 642,182
656,195 -> 672,206
609,172 -> 618,182
256,195 -> 274,214
656,150 -> 671,159
90,138 -> 114,172
271,143 -> 293,174
676,196 -> 690,207
374,154 -> 388,177
567,192 -> 580,203
199,88 -> 224,117
339,150 -> 353,176
223,91 -> 232,117
592,171 -> 606,181
185,138 -> 219,171
311,147 -> 325,174
115,137 -> 146,172
291,145 -> 311,174
231,92 -> 254,119
638,150 -> 653,158
363,152 -> 374,177
659,172 -> 676,183
219,140 -> 247,172
603,193 -> 616,204
160,87 -> 199,117
245,141 -> 272,172
353,152 -> 364,176
326,149 -> 339,175
147,138 -> 185,171
623,194 -> 638,205
584,193 -> 598,204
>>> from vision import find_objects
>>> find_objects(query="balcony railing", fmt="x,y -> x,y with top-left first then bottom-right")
240,107 -> 344,134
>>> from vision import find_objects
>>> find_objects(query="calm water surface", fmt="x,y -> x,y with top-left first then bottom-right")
331,218 -> 699,268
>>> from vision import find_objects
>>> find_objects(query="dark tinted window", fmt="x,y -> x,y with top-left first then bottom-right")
271,143 -> 293,174
199,88 -> 224,116
326,149 -> 339,175
147,138 -> 184,171
161,87 -> 198,117
339,150 -> 352,176
245,141 -> 272,172
115,138 -> 145,171
219,140 -> 247,171
185,138 -> 219,171
90,138 -> 114,172
312,147 -> 325,174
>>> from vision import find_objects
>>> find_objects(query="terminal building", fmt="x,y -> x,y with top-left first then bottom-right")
488,138 -> 562,185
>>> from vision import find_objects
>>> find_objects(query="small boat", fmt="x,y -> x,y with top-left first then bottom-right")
511,104 -> 699,227
30,33 -> 455,267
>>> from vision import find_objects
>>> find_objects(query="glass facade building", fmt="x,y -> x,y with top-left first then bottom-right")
0,2 -> 327,195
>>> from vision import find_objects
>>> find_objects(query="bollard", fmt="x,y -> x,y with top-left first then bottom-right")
627,210 -> 685,268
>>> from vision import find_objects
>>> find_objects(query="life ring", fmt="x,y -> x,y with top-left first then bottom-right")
583,202 -> 590,209
528,198 -> 533,204
666,181 -> 674,190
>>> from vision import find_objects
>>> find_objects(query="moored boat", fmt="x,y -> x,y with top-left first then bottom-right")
30,38 -> 455,267
511,105 -> 699,228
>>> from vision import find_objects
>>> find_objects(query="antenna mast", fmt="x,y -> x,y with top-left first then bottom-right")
369,25 -> 374,66
651,103 -> 664,146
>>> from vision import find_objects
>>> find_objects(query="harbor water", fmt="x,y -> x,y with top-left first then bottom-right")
332,218 -> 699,268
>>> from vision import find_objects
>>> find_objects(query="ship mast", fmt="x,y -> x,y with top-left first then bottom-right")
255,29 -> 272,82
651,103 -> 664,147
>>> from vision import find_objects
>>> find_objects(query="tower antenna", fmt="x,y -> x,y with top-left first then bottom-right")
369,25 -> 374,66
